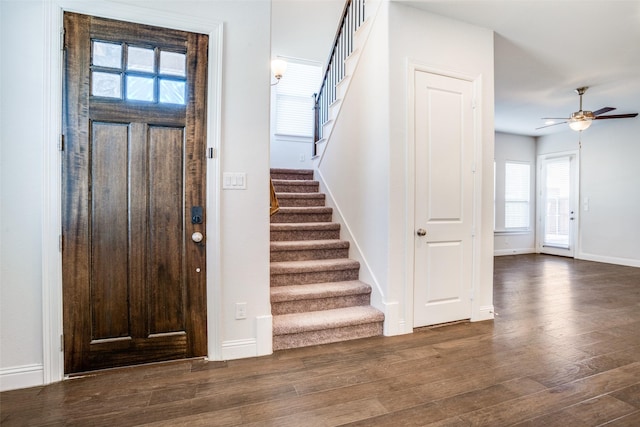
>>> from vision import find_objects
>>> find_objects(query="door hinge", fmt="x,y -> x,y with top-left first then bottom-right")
60,28 -> 66,51
208,147 -> 217,159
60,334 -> 64,352
59,235 -> 63,252
59,135 -> 65,151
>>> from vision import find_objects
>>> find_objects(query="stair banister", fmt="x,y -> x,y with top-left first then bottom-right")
313,0 -> 366,156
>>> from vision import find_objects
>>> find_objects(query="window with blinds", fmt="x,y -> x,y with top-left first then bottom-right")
504,162 -> 531,229
275,61 -> 321,137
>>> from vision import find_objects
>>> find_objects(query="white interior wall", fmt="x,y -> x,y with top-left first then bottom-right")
494,132 -> 537,255
316,0 -> 391,319
270,0 -> 344,169
0,0 -> 272,391
388,3 -> 495,329
316,1 -> 495,335
0,0 -> 46,389
538,120 -> 640,267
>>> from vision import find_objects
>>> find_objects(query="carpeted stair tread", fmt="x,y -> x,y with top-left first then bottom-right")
270,239 -> 349,252
274,193 -> 326,207
270,239 -> 350,262
270,206 -> 334,224
272,306 -> 384,335
271,222 -> 339,230
270,280 -> 371,302
271,258 -> 359,274
272,179 -> 319,186
274,206 -> 333,214
272,180 -> 320,194
270,168 -> 314,180
270,222 -> 341,242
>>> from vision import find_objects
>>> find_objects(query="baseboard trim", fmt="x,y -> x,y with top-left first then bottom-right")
577,252 -> 640,268
221,339 -> 257,360
472,305 -> 495,322
0,364 -> 44,392
494,248 -> 535,256
256,315 -> 273,356
382,301 -> 399,336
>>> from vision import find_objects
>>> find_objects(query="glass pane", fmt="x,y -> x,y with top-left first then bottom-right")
544,159 -> 571,247
92,41 -> 122,68
127,46 -> 155,73
126,75 -> 154,102
92,71 -> 121,98
160,51 -> 186,77
159,79 -> 186,104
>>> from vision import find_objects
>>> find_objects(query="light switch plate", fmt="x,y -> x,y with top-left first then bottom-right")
223,172 -> 247,189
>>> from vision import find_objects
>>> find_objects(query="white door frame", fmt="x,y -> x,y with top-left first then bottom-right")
536,150 -> 580,257
404,60 -> 483,331
42,0 -> 223,384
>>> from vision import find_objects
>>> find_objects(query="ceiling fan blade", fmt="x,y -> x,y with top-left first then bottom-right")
541,117 -> 570,120
592,107 -> 616,116
594,113 -> 639,120
536,121 -> 567,130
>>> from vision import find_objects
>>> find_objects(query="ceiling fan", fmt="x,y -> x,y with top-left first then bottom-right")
536,87 -> 638,131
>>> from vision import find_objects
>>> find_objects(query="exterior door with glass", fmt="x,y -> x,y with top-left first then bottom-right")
538,153 -> 579,257
62,12 -> 209,374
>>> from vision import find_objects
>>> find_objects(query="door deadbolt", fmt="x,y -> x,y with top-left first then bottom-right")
191,206 -> 203,224
416,228 -> 427,237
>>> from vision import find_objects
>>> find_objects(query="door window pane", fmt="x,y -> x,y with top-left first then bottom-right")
127,46 -> 155,73
544,159 -> 571,247
92,71 -> 121,98
92,41 -> 122,68
159,79 -> 186,104
90,40 -> 188,106
160,51 -> 186,77
126,75 -> 154,102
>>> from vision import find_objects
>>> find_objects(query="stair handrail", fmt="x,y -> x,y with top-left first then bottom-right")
313,0 -> 366,155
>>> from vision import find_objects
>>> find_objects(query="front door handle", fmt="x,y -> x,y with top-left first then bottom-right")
192,232 -> 204,243
416,228 -> 427,237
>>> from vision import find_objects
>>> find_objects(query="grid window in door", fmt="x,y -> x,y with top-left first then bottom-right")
90,40 -> 187,105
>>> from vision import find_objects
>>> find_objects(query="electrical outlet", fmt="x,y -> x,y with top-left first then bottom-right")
235,302 -> 247,319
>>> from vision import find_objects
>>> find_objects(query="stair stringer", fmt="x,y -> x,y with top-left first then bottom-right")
313,0 -> 383,162
314,168 -> 401,336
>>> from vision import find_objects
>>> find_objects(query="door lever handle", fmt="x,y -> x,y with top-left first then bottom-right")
416,228 -> 427,237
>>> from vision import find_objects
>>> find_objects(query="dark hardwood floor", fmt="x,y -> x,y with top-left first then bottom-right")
2,254 -> 640,426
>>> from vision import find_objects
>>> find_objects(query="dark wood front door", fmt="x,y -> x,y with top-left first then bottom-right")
62,12 -> 208,374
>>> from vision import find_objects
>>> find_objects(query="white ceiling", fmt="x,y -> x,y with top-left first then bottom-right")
400,0 -> 640,136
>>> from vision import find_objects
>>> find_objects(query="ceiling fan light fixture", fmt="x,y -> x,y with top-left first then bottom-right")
569,119 -> 592,131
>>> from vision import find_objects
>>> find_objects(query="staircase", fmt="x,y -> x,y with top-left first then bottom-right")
270,168 -> 384,351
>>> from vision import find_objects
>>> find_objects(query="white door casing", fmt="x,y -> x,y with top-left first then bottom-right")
412,70 -> 475,327
42,0 -> 223,385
